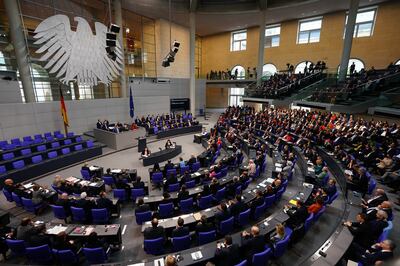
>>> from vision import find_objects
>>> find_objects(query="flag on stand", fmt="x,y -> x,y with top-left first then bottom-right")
59,88 -> 69,127
129,87 -> 134,119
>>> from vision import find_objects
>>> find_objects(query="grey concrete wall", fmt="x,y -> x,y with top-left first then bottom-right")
0,79 -> 23,103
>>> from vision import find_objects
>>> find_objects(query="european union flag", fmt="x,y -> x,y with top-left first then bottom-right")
129,87 -> 134,118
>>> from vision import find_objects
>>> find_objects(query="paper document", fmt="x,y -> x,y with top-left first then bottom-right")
46,225 -> 68,235
191,251 -> 203,260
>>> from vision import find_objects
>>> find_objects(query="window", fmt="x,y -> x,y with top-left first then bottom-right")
127,53 -> 135,65
229,87 -> 244,107
265,25 -> 280,48
345,8 -> 377,38
231,65 -> 246,80
337,58 -> 365,75
262,63 -> 277,77
297,17 -> 322,44
78,84 -> 94,99
0,52 -> 7,71
231,30 -> 247,51
17,64 -> 53,102
295,61 -> 313,74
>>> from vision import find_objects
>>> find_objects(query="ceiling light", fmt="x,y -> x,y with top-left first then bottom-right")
126,28 -> 130,34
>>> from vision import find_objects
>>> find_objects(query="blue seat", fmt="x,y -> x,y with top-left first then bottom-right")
2,152 -> 14,160
135,211 -> 152,225
21,148 -> 32,156
275,187 -> 285,201
81,169 -> 92,180
51,142 -> 60,149
180,165 -> 190,175
31,155 -> 43,164
235,260 -> 248,266
185,180 -> 196,188
199,195 -> 213,209
48,151 -> 58,159
61,147 -> 70,155
10,138 -> 21,146
377,221 -> 393,242
214,187 -> 226,202
56,133 -> 65,139
26,244 -> 53,264
210,154 -> 218,165
172,235 -> 191,252
237,208 -> 251,227
166,168 -> 177,177
198,230 -> 216,245
51,205 -> 68,220
168,183 -> 180,192
86,140 -> 94,148
44,132 -> 52,138
0,165 -> 7,174
83,247 -> 108,264
102,176 -> 115,186
151,172 -> 163,186
74,144 -> 83,151
46,135 -> 55,141
219,216 -> 234,235
144,237 -> 164,255
76,136 -> 83,142
64,139 -> 72,145
11,192 -> 22,206
6,239 -> 26,256
159,202 -> 174,218
191,162 -> 201,172
252,247 -> 272,266
67,132 -> 75,137
180,198 -> 194,213
0,140 -> 7,148
3,189 -> 13,202
235,186 -> 242,196
304,213 -> 314,232
113,189 -> 128,201
368,178 -> 377,195
92,208 -> 109,224
21,197 -> 44,213
273,228 -> 292,258
264,194 -> 275,208
12,160 -> 25,169
34,134 -> 42,140
33,138 -> 44,144
254,202 -> 266,220
54,131 -> 61,136
327,191 -> 339,205
313,206 -> 326,222
132,188 -> 146,200
53,249 -> 79,264
37,145 -> 46,152
70,207 -> 86,223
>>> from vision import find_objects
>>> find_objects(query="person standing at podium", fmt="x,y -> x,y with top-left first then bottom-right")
142,147 -> 151,157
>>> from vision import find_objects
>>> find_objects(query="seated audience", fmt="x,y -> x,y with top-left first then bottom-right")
144,218 -> 165,240
214,235 -> 240,266
171,217 -> 190,238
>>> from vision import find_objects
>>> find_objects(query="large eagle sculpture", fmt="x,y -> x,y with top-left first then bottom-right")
33,14 -> 123,87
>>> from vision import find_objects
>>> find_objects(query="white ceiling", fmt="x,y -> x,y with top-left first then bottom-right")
123,0 -> 391,36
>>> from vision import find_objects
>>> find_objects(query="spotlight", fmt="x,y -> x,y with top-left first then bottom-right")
106,33 -> 116,40
173,40 -> 180,48
172,46 -> 179,53
109,24 -> 120,34
162,59 -> 170,67
106,39 -> 116,47
126,28 -> 130,34
167,53 -> 175,63
106,47 -> 115,54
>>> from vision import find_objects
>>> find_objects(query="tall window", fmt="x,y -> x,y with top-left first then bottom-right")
0,52 -> 7,71
78,84 -> 94,99
295,61 -> 313,74
345,8 -> 377,38
262,63 -> 277,77
297,17 -> 322,44
229,87 -> 244,107
231,30 -> 247,51
265,25 -> 280,48
337,58 -> 365,75
17,64 -> 53,102
231,65 -> 246,80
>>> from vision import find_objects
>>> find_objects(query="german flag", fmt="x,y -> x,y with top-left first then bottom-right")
59,88 -> 69,127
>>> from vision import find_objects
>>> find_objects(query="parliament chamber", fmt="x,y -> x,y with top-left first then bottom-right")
0,0 -> 399,265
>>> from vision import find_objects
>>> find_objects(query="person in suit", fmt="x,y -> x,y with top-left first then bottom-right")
180,171 -> 192,186
160,192 -> 173,205
361,188 -> 388,209
74,192 -> 94,219
365,201 -> 392,221
164,160 -> 175,172
16,218 -> 33,242
250,190 -> 265,216
188,154 -> 197,166
132,176 -> 145,189
177,185 -> 190,201
136,198 -> 151,214
196,215 -> 215,233
210,178 -> 220,195
214,202 -> 232,225
96,119 -> 103,129
344,213 -> 377,249
214,235 -> 240,266
52,231 -> 79,253
164,174 -> 178,192
3,179 -> 15,193
85,232 -> 109,251
322,178 -> 337,198
358,239 -> 395,265
171,217 -> 190,238
153,162 -> 161,173
286,200 -> 309,229
226,176 -> 242,199
55,193 -> 71,216
229,194 -> 248,217
96,191 -> 113,211
143,218 -> 165,240
368,210 -> 389,244
241,226 -> 266,260
27,224 -> 51,247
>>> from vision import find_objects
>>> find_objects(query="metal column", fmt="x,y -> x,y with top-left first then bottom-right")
189,12 -> 196,115
113,0 -> 127,98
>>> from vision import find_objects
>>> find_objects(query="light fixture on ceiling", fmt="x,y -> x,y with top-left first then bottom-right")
126,28 -> 130,34
162,0 -> 180,68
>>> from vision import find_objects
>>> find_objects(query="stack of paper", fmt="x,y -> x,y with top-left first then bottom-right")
191,251 -> 203,260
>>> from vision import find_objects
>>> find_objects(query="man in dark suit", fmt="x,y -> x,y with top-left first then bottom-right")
164,160 -> 175,173
286,200 -> 309,229
226,176 -> 242,199
359,240 -> 395,265
214,202 -> 232,225
361,188 -> 388,209
74,192 -> 94,219
344,213 -> 372,248
365,201 -> 392,221
143,218 -> 165,240
250,190 -> 265,216
177,185 -> 190,201
368,210 -> 389,244
135,198 -> 151,214
132,176 -> 145,189
27,224 -> 51,247
55,193 -> 71,215
229,194 -> 248,217
214,235 -> 240,266
196,215 -> 215,233
96,191 -> 113,210
241,226 -> 266,260
171,217 -> 190,238
210,178 -> 220,195
323,178 -> 337,198
164,174 -> 178,191
188,154 -> 197,166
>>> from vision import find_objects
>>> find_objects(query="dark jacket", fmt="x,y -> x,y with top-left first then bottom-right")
136,204 -> 151,214
171,226 -> 190,238
143,226 -> 165,240
96,197 -> 113,210
195,222 -> 214,233
215,243 -> 241,266
229,201 -> 248,217
241,235 -> 265,260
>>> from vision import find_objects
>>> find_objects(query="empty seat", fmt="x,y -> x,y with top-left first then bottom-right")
31,155 -> 43,164
34,134 -> 42,140
63,139 -> 72,145
0,165 -> 7,174
74,144 -> 83,151
47,151 -> 58,159
51,142 -> 60,148
2,152 -> 15,160
37,145 -> 46,152
86,140 -> 94,148
23,136 -> 33,142
21,148 -> 32,156
12,160 -> 25,169
61,148 -> 70,155
10,138 -> 21,146
44,132 -> 52,138
67,132 -> 74,137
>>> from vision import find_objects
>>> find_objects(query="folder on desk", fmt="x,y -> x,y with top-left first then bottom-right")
289,199 -> 298,206
191,251 -> 203,260
193,212 -> 202,221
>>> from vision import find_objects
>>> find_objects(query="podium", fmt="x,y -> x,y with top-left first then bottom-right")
138,137 -> 147,153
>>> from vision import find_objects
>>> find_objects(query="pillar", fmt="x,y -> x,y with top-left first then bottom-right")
338,0 -> 360,82
4,0 -> 35,102
256,11 -> 266,86
113,0 -> 127,98
189,12 -> 196,115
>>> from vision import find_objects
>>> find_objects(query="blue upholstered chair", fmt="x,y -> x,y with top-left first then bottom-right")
219,216 -> 234,235
70,207 -> 86,223
252,247 -> 272,266
82,247 -> 108,264
198,194 -> 213,209
2,152 -> 14,160
180,165 -> 190,175
273,228 -> 293,258
11,192 -> 23,207
2,189 -> 13,202
168,183 -> 180,192
91,208 -> 109,224
237,208 -> 251,227
179,198 -> 194,213
198,230 -> 216,245
254,202 -> 266,220
143,237 -> 164,255
31,155 -> 43,164
37,145 -> 46,152
135,211 -> 152,225
214,187 -> 226,202
159,202 -> 174,218
151,172 -> 163,186
61,147 -> 70,155
113,189 -> 128,201
51,205 -> 68,220
26,244 -> 53,264
12,160 -> 25,169
185,180 -> 196,188
53,249 -> 79,265
51,142 -> 60,149
21,197 -> 44,214
21,148 -> 32,156
132,188 -> 146,200
0,165 -> 6,175
74,144 -> 83,151
304,213 -> 314,232
172,235 -> 191,252
86,140 -> 94,148
48,151 -> 58,159
264,194 -> 275,208
6,239 -> 26,256
191,162 -> 201,172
